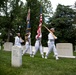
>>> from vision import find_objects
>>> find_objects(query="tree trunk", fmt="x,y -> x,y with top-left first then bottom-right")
7,29 -> 10,42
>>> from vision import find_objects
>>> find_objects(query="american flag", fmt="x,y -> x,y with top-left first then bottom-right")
36,7 -> 42,38
26,9 -> 30,21
26,9 -> 31,33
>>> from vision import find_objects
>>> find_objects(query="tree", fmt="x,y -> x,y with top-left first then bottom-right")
0,0 -> 27,42
0,0 -> 5,6
26,0 -> 53,46
74,2 -> 76,8
40,0 -> 53,46
26,0 -> 40,45
49,4 -> 75,45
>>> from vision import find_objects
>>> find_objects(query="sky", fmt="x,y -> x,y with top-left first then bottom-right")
22,0 -> 76,12
50,0 -> 76,12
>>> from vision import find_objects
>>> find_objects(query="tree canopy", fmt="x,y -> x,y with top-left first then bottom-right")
0,1 -> 76,46
48,4 -> 76,45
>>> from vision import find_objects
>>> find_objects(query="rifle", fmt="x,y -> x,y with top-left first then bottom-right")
43,25 -> 57,39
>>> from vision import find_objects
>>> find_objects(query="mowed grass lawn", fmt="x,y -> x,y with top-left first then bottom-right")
0,49 -> 76,75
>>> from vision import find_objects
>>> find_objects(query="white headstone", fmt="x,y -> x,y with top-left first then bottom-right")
4,42 -> 13,51
0,46 -> 1,50
11,46 -> 22,67
32,46 -> 35,53
56,43 -> 75,58
74,45 -> 76,52
43,47 -> 48,53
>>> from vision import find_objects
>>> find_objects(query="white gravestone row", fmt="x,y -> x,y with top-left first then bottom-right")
11,46 -> 22,67
3,42 -> 76,58
4,42 -> 13,51
56,43 -> 76,58
3,42 -> 76,67
25,46 -> 48,54
22,43 -> 76,59
3,42 -> 51,54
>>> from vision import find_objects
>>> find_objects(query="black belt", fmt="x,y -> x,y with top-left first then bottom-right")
48,39 -> 54,41
36,39 -> 40,41
36,38 -> 41,40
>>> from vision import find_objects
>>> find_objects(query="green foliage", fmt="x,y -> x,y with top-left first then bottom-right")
49,4 -> 75,44
26,0 -> 52,46
0,0 -> 5,6
0,0 -> 53,45
0,0 -> 27,42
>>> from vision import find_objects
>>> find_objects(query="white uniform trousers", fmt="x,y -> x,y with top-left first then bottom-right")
23,42 -> 32,55
33,40 -> 43,56
46,41 -> 58,57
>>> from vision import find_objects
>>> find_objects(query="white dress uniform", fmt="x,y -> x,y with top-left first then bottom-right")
45,33 -> 59,60
14,36 -> 23,47
22,33 -> 32,57
32,34 -> 44,58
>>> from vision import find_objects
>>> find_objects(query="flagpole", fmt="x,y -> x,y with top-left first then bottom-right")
26,8 -> 31,34
43,25 -> 57,39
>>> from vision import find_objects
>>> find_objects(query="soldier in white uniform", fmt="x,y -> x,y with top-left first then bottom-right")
32,34 -> 44,58
22,32 -> 32,57
45,28 -> 59,60
14,33 -> 24,47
